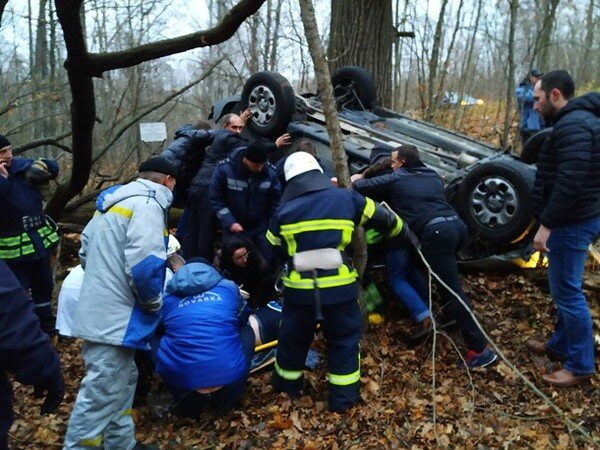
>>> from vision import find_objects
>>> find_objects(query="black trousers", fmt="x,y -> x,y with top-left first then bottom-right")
5,257 -> 54,322
181,186 -> 217,261
273,299 -> 362,412
419,218 -> 488,352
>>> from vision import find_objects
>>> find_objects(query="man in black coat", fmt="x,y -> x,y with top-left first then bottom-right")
0,259 -> 64,450
528,70 -> 600,386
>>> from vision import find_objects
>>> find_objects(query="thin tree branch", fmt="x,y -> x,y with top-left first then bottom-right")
92,57 -> 224,165
83,0 -> 266,77
13,132 -> 73,154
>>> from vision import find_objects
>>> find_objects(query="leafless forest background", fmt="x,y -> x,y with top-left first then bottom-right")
0,0 -> 598,215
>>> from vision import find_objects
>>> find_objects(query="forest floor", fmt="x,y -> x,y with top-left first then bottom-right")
8,114 -> 600,449
8,237 -> 600,449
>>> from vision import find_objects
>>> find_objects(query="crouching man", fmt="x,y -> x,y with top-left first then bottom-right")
155,259 -> 279,416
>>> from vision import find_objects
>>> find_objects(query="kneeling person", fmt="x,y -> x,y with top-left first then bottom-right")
156,259 -> 279,416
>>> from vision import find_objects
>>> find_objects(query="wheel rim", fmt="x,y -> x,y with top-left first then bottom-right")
248,85 -> 277,128
469,176 -> 518,230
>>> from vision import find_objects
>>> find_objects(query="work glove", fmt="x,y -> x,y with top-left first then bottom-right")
365,228 -> 383,245
140,297 -> 162,314
34,369 -> 65,415
25,160 -> 53,185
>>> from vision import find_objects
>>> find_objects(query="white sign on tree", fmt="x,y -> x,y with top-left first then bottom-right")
139,122 -> 167,143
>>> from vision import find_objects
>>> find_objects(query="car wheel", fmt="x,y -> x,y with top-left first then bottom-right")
457,158 -> 535,244
241,72 -> 296,137
331,66 -> 377,111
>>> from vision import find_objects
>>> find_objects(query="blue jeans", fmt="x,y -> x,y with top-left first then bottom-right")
386,246 -> 430,322
546,217 -> 600,376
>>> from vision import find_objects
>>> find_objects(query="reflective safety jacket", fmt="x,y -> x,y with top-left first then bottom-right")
266,172 -> 404,305
0,157 -> 59,261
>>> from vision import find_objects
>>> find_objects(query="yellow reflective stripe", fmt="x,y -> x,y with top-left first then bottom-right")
274,360 -> 303,380
78,435 -> 103,447
121,408 -> 133,416
388,214 -> 403,238
107,205 -> 133,219
163,228 -> 168,237
280,219 -> 355,256
0,233 -> 31,246
328,355 -> 361,386
266,229 -> 281,246
283,268 -> 358,289
280,219 -> 355,234
360,197 -> 376,225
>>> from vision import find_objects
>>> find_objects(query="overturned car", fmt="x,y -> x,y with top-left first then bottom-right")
210,67 -> 540,262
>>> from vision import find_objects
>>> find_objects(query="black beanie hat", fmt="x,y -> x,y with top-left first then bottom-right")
244,141 -> 269,164
0,134 -> 11,149
138,156 -> 178,178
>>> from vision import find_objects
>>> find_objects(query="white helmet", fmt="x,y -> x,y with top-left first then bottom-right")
167,234 -> 181,256
284,151 -> 323,181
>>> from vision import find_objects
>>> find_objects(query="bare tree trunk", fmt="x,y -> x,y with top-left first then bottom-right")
426,0 -> 448,121
535,0 -> 559,68
268,0 -> 283,71
578,0 -> 595,86
501,0 -> 518,150
298,0 -> 368,279
452,0 -> 482,128
436,0 -> 464,104
328,0 -> 394,108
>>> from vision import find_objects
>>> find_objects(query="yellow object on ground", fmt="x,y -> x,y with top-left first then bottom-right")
512,251 -> 548,269
368,313 -> 384,325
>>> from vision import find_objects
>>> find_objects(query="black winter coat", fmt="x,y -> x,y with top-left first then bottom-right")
353,164 -> 456,235
189,129 -> 247,196
532,93 -> 600,228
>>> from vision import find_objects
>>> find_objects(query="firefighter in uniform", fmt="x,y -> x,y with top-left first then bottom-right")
0,135 -> 60,335
266,152 -> 406,412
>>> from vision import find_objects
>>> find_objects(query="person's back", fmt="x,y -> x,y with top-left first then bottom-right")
156,261 -> 246,390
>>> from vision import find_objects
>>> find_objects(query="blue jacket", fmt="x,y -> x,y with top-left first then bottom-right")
516,82 -> 543,132
353,163 -> 456,235
189,129 -> 247,196
209,148 -> 281,236
267,171 -> 404,305
532,92 -> 600,228
156,262 -> 247,390
0,157 -> 59,261
0,258 -> 61,380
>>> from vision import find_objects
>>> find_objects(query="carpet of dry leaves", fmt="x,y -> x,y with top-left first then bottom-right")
8,241 -> 600,449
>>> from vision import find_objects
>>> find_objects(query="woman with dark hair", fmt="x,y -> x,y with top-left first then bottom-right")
218,234 -> 278,308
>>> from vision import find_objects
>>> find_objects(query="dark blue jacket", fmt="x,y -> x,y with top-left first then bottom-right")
532,92 -> 600,228
189,129 -> 247,196
0,157 -> 59,260
267,172 -> 404,305
209,148 -> 281,236
0,258 -> 61,381
155,262 -> 247,390
353,164 -> 456,235
516,82 -> 543,132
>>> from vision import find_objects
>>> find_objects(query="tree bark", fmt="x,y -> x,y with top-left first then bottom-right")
578,0 -> 595,86
298,0 -> 368,281
328,0 -> 395,108
426,0 -> 449,121
501,0 -> 518,150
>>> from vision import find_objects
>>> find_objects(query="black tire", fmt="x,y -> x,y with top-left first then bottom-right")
521,127 -> 552,164
241,72 -> 296,137
456,158 -> 536,244
331,66 -> 377,111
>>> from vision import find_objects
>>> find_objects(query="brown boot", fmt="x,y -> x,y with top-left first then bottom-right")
541,369 -> 592,387
525,339 -> 566,362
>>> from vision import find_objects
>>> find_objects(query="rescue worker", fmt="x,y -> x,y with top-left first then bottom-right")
1,259 -> 64,450
266,152 -> 406,412
63,156 -> 176,450
210,141 -> 282,266
0,134 -> 60,335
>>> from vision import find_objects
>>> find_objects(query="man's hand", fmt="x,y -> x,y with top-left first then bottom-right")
330,177 -> 339,187
533,224 -> 551,253
275,133 -> 292,148
0,162 -> 8,178
240,109 -> 252,124
230,223 -> 245,233
350,173 -> 363,183
34,369 -> 65,415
